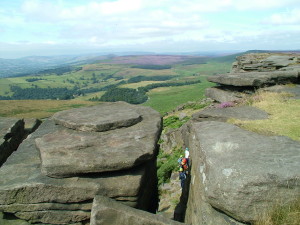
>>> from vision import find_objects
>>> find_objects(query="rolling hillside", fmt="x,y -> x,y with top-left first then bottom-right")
0,53 -> 236,116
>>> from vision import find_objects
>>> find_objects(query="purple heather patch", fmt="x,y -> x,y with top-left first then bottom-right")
217,101 -> 235,108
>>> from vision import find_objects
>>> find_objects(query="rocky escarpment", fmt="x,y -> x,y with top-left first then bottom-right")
160,53 -> 300,224
206,53 -> 300,103
231,53 -> 300,73
0,102 -> 164,225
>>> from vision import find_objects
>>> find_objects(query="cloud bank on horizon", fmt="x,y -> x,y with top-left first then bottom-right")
0,0 -> 299,58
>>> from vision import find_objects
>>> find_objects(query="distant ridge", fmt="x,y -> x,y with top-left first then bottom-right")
1,50 -> 299,78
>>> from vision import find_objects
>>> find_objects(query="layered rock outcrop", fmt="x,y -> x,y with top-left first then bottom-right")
231,53 -> 300,73
206,53 -> 300,103
0,102 -> 162,224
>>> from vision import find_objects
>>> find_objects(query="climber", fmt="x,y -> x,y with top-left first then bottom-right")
184,147 -> 190,166
177,155 -> 183,166
181,157 -> 188,171
179,167 -> 186,188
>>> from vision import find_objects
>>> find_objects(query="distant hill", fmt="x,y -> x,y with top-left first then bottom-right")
1,50 -> 299,78
0,55 -> 109,78
95,55 -> 208,65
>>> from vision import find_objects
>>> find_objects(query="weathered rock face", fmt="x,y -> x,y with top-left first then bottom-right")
0,118 -> 25,167
0,212 -> 30,225
184,121 -> 300,224
90,195 -> 184,225
231,53 -> 300,73
207,70 -> 299,87
0,102 -> 162,224
206,53 -> 300,103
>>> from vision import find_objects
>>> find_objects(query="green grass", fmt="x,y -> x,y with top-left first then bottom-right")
143,78 -> 214,115
0,100 -> 99,119
119,81 -> 165,89
229,91 -> 300,141
163,115 -> 190,130
0,79 -> 14,95
173,61 -> 231,76
157,146 -> 183,186
254,197 -> 300,225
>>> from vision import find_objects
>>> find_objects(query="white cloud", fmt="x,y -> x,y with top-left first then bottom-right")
234,0 -> 299,10
0,0 -> 299,58
268,8 -> 300,25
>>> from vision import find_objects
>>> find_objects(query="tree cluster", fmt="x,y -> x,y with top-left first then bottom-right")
1,86 -> 77,100
127,75 -> 174,83
37,66 -> 82,75
25,78 -> 44,82
93,80 -> 201,104
138,80 -> 201,93
99,88 -> 148,104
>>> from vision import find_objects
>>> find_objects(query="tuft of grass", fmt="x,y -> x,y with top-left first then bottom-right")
157,147 -> 183,186
254,197 -> 300,225
163,116 -> 190,131
230,91 -> 300,141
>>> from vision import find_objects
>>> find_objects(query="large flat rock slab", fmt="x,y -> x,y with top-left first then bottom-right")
52,102 -> 142,132
187,121 -> 300,223
207,70 -> 299,87
192,106 -> 268,122
90,195 -> 184,225
36,102 -> 162,178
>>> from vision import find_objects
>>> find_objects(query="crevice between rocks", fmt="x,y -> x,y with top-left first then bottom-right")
173,164 -> 192,223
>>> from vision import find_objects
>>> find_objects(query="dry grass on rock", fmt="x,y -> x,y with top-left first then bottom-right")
229,91 -> 300,141
254,197 -> 300,225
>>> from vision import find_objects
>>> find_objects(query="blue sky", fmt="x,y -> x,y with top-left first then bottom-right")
0,0 -> 300,58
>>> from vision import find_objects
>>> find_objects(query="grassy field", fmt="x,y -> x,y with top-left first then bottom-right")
119,80 -> 166,89
229,91 -> 300,141
0,100 -> 99,119
173,61 -> 231,76
0,60 -> 231,96
143,78 -> 214,115
0,58 -> 231,117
